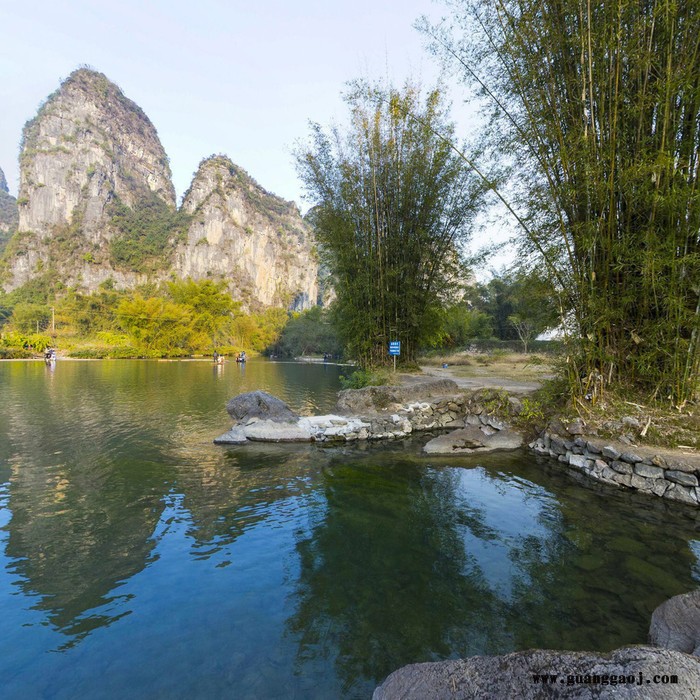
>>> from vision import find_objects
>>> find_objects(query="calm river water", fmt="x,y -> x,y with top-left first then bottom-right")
0,359 -> 698,699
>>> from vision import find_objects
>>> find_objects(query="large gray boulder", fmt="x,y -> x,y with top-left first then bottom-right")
423,425 -> 524,455
649,590 -> 700,656
373,646 -> 700,699
226,391 -> 299,425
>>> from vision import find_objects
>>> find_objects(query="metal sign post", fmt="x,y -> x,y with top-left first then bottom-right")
388,340 -> 401,372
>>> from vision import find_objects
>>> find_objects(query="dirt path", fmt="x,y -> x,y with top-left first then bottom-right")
420,365 -> 544,394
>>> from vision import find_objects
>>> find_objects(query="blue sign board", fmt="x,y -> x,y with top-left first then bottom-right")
388,341 -> 401,356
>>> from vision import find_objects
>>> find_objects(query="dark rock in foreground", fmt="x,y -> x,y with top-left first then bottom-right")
226,390 -> 299,425
649,590 -> 700,656
373,646 -> 700,699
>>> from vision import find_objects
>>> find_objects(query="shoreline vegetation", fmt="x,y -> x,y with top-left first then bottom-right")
4,340 -> 697,453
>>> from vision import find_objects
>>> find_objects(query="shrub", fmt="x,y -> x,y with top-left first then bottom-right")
340,367 -> 392,389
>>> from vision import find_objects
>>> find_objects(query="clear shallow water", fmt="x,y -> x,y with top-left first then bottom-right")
0,359 -> 698,699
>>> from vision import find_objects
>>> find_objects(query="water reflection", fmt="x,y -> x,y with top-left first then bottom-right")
0,360 -> 342,651
0,361 -> 698,699
287,457 -> 511,696
286,448 -> 700,695
1,366 -> 173,644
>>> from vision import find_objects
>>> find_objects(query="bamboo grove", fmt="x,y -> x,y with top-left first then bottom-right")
296,82 -> 482,366
425,0 -> 700,403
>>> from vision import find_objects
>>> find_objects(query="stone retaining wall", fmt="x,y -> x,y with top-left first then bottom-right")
530,432 -> 700,506
304,391 -> 517,442
215,390 -> 517,445
216,386 -> 700,509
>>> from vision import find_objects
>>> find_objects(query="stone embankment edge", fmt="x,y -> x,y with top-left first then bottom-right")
216,383 -> 699,507
215,390 -> 516,445
530,432 -> 700,507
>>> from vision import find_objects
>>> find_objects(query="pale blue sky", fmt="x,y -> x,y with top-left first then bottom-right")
0,0 -> 472,206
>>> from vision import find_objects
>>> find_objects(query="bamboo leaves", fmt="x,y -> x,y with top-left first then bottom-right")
425,0 -> 700,403
297,81 -> 482,367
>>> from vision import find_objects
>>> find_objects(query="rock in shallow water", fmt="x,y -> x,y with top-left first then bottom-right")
226,391 -> 299,425
422,425 -> 524,455
373,646 -> 700,699
649,590 -> 700,656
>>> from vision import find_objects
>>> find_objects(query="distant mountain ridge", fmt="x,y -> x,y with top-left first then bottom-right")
0,166 -> 18,255
1,68 -> 318,310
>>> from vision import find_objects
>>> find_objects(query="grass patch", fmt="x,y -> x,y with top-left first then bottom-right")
340,367 -> 393,389
560,387 -> 700,451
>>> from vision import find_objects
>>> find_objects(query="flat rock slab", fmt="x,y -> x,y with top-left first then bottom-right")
649,590 -> 700,656
423,425 -> 524,455
226,390 -> 299,424
214,421 -> 312,443
213,427 -> 248,445
373,646 -> 700,699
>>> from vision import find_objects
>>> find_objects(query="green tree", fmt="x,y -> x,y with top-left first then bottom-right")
117,296 -> 193,354
296,80 -> 482,366
166,278 -> 239,348
465,269 -> 559,346
9,302 -> 51,334
423,0 -> 700,402
57,290 -> 123,336
433,304 -> 493,348
272,306 -> 342,357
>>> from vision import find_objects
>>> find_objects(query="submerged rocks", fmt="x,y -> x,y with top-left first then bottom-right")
373,647 -> 700,699
423,425 -> 524,455
374,588 -> 700,699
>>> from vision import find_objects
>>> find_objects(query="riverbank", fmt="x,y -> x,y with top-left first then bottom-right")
216,368 -> 699,507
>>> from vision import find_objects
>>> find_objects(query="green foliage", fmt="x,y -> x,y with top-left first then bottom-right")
297,79 -> 482,367
0,346 -> 33,359
166,278 -> 239,347
339,367 -> 393,389
230,307 -> 288,352
116,295 -> 193,354
0,330 -> 51,352
271,306 -> 341,357
1,230 -> 37,261
430,305 -> 493,349
57,289 -> 122,336
0,190 -> 18,251
518,397 -> 546,425
9,302 -> 51,333
464,268 -> 559,346
108,191 -> 190,273
479,389 -> 512,416
0,276 -> 296,358
425,0 -> 700,402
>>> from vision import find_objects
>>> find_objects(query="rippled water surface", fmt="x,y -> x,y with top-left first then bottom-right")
0,359 -> 698,699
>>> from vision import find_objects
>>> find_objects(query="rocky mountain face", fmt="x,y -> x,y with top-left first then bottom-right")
2,69 -> 318,309
4,68 -> 175,291
177,156 -> 317,309
0,166 -> 18,254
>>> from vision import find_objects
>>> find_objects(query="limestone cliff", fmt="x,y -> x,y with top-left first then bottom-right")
4,68 -> 175,290
176,156 -> 318,309
2,69 -> 319,311
0,166 -> 9,193
0,166 -> 18,254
